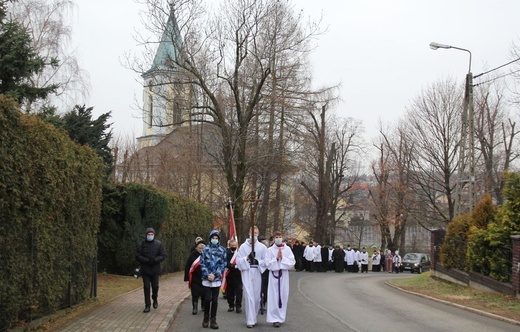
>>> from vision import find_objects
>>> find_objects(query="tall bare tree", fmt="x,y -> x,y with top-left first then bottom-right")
8,0 -> 90,112
370,122 -> 413,252
300,104 -> 363,244
473,80 -> 520,204
128,0 -> 325,238
404,78 -> 463,225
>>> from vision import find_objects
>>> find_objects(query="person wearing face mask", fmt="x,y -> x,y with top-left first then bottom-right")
200,230 -> 227,329
135,227 -> 166,313
262,231 -> 295,328
236,226 -> 267,328
184,241 -> 206,315
223,239 -> 242,313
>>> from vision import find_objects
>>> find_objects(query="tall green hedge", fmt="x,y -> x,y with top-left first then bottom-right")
98,183 -> 213,275
0,96 -> 104,329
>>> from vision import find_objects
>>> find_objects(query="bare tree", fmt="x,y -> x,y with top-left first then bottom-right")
8,0 -> 90,112
404,78 -> 463,225
300,104 -> 364,244
370,122 -> 413,252
474,80 -> 520,204
127,0 -> 325,238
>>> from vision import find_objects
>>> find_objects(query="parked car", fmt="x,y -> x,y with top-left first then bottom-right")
402,253 -> 431,274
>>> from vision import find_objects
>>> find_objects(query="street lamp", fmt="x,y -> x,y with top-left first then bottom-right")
327,212 -> 332,245
430,41 -> 475,215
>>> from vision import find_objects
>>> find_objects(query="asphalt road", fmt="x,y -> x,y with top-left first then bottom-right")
170,271 -> 519,331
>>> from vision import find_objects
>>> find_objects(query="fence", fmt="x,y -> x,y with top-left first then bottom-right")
431,230 -> 520,298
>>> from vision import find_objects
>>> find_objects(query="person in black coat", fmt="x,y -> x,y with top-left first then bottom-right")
320,244 -> 329,272
291,241 -> 304,271
135,227 -> 166,313
225,239 -> 243,313
332,245 -> 345,273
184,240 -> 206,315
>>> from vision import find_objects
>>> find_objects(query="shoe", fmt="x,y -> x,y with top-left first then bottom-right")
246,324 -> 254,328
210,317 -> 219,329
153,300 -> 158,309
202,315 -> 209,328
143,305 -> 150,313
236,307 -> 242,313
192,300 -> 198,315
273,322 -> 281,327
228,306 -> 234,312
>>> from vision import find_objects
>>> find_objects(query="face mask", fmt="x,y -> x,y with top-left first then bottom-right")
249,236 -> 258,241
146,235 -> 154,241
274,238 -> 283,245
211,239 -> 219,245
230,247 -> 237,252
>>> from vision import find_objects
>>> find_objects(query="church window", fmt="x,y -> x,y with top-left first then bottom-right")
148,94 -> 153,128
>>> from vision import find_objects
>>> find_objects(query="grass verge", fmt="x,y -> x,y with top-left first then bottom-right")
388,271 -> 520,322
13,273 -> 142,331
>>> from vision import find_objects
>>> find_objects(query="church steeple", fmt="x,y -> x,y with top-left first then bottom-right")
137,5 -> 184,148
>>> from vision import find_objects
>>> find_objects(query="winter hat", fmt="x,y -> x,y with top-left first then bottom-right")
209,229 -> 220,240
145,228 -> 155,235
195,236 -> 203,243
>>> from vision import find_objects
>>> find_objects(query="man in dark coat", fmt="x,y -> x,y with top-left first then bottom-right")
225,239 -> 243,313
332,245 -> 345,272
135,227 -> 166,313
320,244 -> 329,272
291,241 -> 304,271
184,240 -> 206,315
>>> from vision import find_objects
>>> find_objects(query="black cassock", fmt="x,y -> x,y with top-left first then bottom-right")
332,248 -> 345,272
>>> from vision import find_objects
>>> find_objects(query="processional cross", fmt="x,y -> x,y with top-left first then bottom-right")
243,190 -> 263,256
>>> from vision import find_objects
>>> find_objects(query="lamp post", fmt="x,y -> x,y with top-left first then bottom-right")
327,212 -> 332,245
429,42 -> 475,216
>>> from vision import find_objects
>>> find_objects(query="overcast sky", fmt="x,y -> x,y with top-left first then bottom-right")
72,0 -> 520,144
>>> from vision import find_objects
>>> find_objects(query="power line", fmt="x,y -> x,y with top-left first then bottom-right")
474,56 -> 520,79
473,68 -> 520,87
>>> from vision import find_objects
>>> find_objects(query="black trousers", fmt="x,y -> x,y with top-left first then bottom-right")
142,274 -> 159,306
203,286 -> 220,318
227,280 -> 243,308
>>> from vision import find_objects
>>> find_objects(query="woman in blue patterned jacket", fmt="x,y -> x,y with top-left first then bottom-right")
200,229 -> 227,329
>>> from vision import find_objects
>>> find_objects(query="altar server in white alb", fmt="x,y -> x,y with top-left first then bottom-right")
262,231 -> 295,328
236,226 -> 267,328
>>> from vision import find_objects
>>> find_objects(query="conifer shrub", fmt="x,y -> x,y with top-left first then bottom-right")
467,173 -> 520,282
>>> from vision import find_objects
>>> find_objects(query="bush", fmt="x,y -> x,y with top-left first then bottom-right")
0,96 -> 104,329
467,173 -> 520,282
440,213 -> 471,270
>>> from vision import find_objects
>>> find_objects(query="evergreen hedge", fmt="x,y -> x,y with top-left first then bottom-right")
98,183 -> 214,275
467,174 -> 520,282
0,96 -> 104,330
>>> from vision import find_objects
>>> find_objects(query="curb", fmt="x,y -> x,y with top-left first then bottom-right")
385,281 -> 520,327
162,289 -> 191,331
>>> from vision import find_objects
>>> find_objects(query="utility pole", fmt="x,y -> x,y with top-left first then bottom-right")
430,42 -> 475,217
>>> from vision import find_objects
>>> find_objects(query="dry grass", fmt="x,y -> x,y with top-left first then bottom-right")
14,273 -> 142,331
388,271 -> 520,322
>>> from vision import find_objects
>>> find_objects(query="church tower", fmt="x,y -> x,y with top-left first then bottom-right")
137,6 -> 188,148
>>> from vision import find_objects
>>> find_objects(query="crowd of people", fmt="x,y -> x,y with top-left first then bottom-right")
136,227 -> 404,329
183,227 -> 295,329
292,241 -> 404,274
